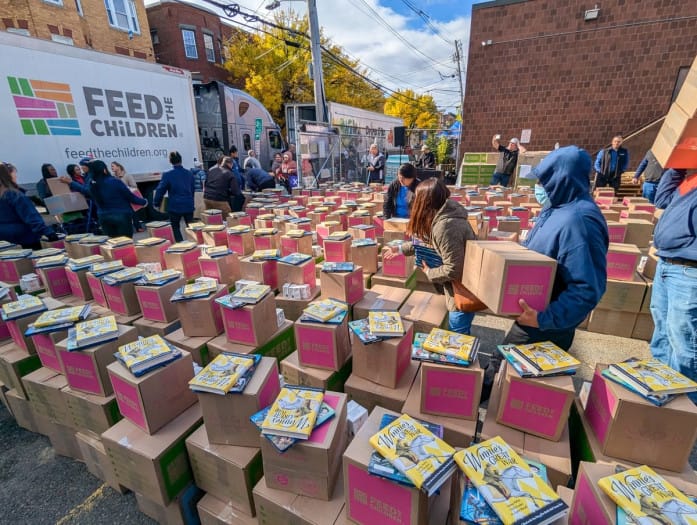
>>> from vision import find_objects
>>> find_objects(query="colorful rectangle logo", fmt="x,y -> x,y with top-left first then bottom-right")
8,77 -> 81,136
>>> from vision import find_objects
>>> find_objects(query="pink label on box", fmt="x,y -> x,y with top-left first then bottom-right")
246,207 -> 260,219
112,245 -> 137,267
136,288 -> 166,322
0,260 -> 19,282
258,368 -> 281,408
302,263 -> 315,287
0,319 -> 9,341
501,264 -> 553,313
570,471 -> 609,525
152,225 -> 175,244
238,216 -> 252,226
606,252 -> 637,281
181,249 -> 201,279
87,274 -> 108,307
103,283 -> 127,315
212,230 -> 227,246
66,269 -> 87,300
383,254 -> 408,277
60,350 -> 101,394
396,326 -> 412,380
296,325 -> 337,369
619,210 -> 630,219
110,372 -> 146,429
263,260 -> 278,290
423,367 -> 476,418
607,225 -> 627,244
347,271 -> 364,304
308,392 -> 340,444
596,197 -> 614,208
324,241 -> 348,262
223,307 -> 256,345
191,230 -> 204,244
500,377 -> 568,437
254,235 -> 272,251
199,259 -> 220,281
511,209 -> 530,229
348,216 -> 365,227
584,369 -> 617,445
33,334 -> 62,372
347,463 -> 413,525
281,237 -> 298,256
7,320 -> 27,351
634,204 -> 655,213
227,234 -> 246,255
204,214 -> 224,225
43,266 -> 71,297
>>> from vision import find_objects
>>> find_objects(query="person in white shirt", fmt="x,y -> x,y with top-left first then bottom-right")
243,150 -> 262,171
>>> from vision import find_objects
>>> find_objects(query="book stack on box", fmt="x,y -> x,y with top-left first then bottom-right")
240,249 -> 280,291
280,228 -> 313,256
252,227 -> 281,251
319,261 -> 365,306
198,245 -> 241,286
86,260 -> 124,308
226,211 -> 252,228
350,237 -> 379,275
75,234 -> 109,259
65,255 -> 104,301
99,236 -> 137,267
226,224 -> 255,256
33,253 -> 71,299
201,224 -> 228,247
164,241 -> 202,279
0,248 -> 34,284
101,266 -> 145,318
133,269 -> 185,332
145,220 -> 175,244
201,208 -> 224,225
172,279 -> 227,338
134,236 -> 171,267
215,283 -> 278,347
323,230 -> 353,262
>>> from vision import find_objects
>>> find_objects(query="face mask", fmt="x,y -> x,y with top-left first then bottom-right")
534,184 -> 551,208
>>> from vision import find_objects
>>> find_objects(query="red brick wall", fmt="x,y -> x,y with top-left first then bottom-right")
461,0 -> 697,167
147,1 -> 240,85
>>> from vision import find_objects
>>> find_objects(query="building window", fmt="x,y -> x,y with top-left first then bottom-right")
242,133 -> 252,152
75,0 -> 83,16
218,39 -> 226,64
7,28 -> 31,36
51,34 -> 74,45
150,29 -> 159,45
203,33 -> 215,62
182,29 -> 197,59
104,0 -> 140,34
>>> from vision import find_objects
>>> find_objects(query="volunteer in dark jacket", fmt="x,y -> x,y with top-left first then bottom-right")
203,156 -> 240,216
632,149 -> 665,204
153,151 -> 195,243
245,168 -> 276,192
384,178 -> 477,334
383,163 -> 421,219
89,160 -> 147,238
37,163 -> 58,202
0,162 -> 58,248
594,134 -> 629,191
649,167 -> 697,402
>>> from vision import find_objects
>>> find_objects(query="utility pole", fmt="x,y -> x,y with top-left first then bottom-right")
307,0 -> 327,123
453,39 -> 465,182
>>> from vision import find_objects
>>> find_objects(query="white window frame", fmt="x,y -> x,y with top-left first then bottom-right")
7,28 -> 31,36
104,0 -> 141,34
182,29 -> 198,59
75,0 -> 83,16
51,34 -> 74,45
203,33 -> 215,63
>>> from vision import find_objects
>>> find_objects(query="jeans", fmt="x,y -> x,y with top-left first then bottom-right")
99,212 -> 134,238
650,258 -> 697,402
169,211 -> 193,243
490,172 -> 511,187
448,311 -> 475,335
642,181 -> 658,203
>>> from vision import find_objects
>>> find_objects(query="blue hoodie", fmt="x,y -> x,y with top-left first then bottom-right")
525,146 -> 609,331
154,165 -> 195,214
653,169 -> 697,262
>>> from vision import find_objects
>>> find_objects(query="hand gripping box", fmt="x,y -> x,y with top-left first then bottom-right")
281,351 -> 352,393
420,360 -> 483,421
186,425 -> 263,516
342,405 -> 454,525
352,285 -> 411,320
606,242 -> 642,281
135,277 -> 186,323
319,266 -> 364,305
262,392 -> 348,500
103,280 -> 142,317
107,350 -> 197,435
344,360 -> 420,413
101,403 -> 203,506
221,291 -> 277,347
295,315 -> 351,372
176,285 -> 227,338
199,252 -> 241,287
584,364 -> 697,471
197,356 -> 281,447
350,320 -> 413,389
56,324 -> 138,397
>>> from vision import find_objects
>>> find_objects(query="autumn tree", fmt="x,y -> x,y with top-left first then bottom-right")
384,89 -> 439,129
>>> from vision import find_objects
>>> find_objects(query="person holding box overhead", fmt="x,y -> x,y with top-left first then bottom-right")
490,134 -> 526,187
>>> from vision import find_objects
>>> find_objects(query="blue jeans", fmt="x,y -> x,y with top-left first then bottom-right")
642,181 -> 658,203
650,258 -> 697,402
448,311 -> 475,335
490,172 -> 511,187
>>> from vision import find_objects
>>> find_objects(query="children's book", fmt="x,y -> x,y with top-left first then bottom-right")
204,246 -> 231,258
0,241 -> 16,251
0,249 -> 32,260
369,413 -> 456,496
79,235 -> 108,245
368,311 -> 404,338
166,241 -> 197,253
180,280 -> 218,298
422,328 -> 479,364
454,437 -> 567,525
351,224 -> 374,231
34,254 -> 68,268
351,238 -> 377,247
145,221 -> 170,228
367,413 -> 444,487
138,269 -> 182,286
90,260 -> 124,277
302,298 -> 349,323
285,229 -> 309,238
413,243 -> 444,269
327,231 -> 351,241
600,367 -> 676,407
32,305 -> 91,329
117,335 -> 175,375
599,465 -> 697,524
202,224 -> 225,232
188,353 -> 258,395
496,345 -> 574,379
204,209 -> 223,215
228,225 -> 252,234
135,237 -> 166,247
229,212 -> 248,219
251,249 -> 280,261
278,253 -> 312,266
321,261 -> 355,273
229,284 -> 271,304
102,267 -> 145,286
187,222 -> 205,231
67,316 -> 119,351
261,386 -> 325,440
298,309 -> 348,325
609,358 -> 697,396
508,342 -> 580,376
254,228 -> 278,237
67,255 -> 104,271
250,401 -> 335,453
1,294 -> 47,321
106,236 -> 134,247
214,294 -> 246,311
412,332 -> 472,367
30,248 -> 64,259
348,318 -> 382,345
65,233 -> 89,242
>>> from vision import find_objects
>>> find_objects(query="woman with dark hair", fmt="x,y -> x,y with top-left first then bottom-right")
383,163 -> 421,219
153,151 -> 195,242
0,162 -> 58,248
65,164 -> 85,185
384,178 -> 477,334
37,163 -> 58,202
88,160 -> 146,238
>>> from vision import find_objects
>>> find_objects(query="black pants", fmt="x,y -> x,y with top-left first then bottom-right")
257,179 -> 276,191
99,212 -> 135,238
596,172 -> 620,191
231,195 -> 245,213
169,211 -> 193,242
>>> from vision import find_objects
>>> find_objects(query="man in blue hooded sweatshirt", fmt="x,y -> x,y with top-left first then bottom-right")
483,146 -> 609,393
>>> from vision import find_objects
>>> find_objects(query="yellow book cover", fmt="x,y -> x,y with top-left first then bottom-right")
303,299 -> 348,322
167,241 -> 197,253
34,305 -> 89,328
422,328 -> 479,363
74,316 -> 118,347
31,248 -> 63,258
230,284 -> 271,304
314,207 -> 329,213
454,436 -> 567,525
257,213 -> 275,220
0,248 -> 32,259
135,237 -> 166,247
251,249 -> 280,261
68,255 -> 104,267
142,269 -> 181,284
1,294 -> 46,320
181,280 -> 218,297
117,335 -> 174,372
90,260 -> 123,273
188,353 -> 256,395
285,229 -> 308,238
598,465 -> 697,524
229,225 -> 251,234
34,254 -> 68,268
188,222 -> 205,231
327,230 -> 351,240
368,311 -> 404,337
204,246 -> 230,258
202,224 -> 225,232
107,236 -> 133,247
103,267 -> 145,284
509,341 -> 580,375
610,359 -> 697,395
254,228 -> 278,237
369,413 -> 456,495
260,386 -> 324,440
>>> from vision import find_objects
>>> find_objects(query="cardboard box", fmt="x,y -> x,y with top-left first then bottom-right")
128,276 -> 182,321
165,328 -> 211,367
203,226 -> 229,247
239,257 -> 278,291
619,218 -> 654,248
262,392 -> 348,500
420,360 -> 482,421
186,425 -> 263,515
370,269 -> 417,290
222,292 -> 277,347
281,351 -> 352,393
675,55 -> 697,118
103,281 -> 141,317
605,220 -> 627,244
606,242 -> 642,281
203,210 -> 225,225
100,243 -> 137,267
275,287 -> 321,321
108,351 -> 197,435
86,271 -> 108,308
37,266 -> 72,298
64,386 -> 121,436
383,218 -> 409,232
295,315 -> 351,372
227,230 -> 255,256
5,309 -> 45,354
652,102 -> 697,169
133,317 -> 182,340
586,308 -> 638,338
280,233 -> 313,257
65,267 -> 93,301
600,209 -> 620,222
46,419 -> 84,460
349,243 -> 379,274
496,361 -> 575,441
350,321 -> 413,389
596,272 -> 647,312
164,246 -> 202,279
323,238 -> 352,263
6,388 -> 43,433
352,285 -> 411,320
319,266 -> 364,305
136,484 -> 205,525
146,223 -> 176,244
197,357 -> 280,447
208,320 -> 295,363
0,344 -> 42,396
0,256 -> 34,284
399,291 -> 448,335
381,253 -> 415,279
197,494 -> 259,525
343,405 -> 453,525
21,367 -> 71,424
276,259 -> 316,289
76,432 -> 127,493
461,240 -> 525,295
31,329 -> 69,374
631,312 -> 654,341
136,239 -> 171,267
199,253 -> 241,286
102,403 -> 202,506
56,324 -> 138,396
584,365 -> 697,471
344,360 -> 420,414
253,231 -> 282,252
177,285 -> 227,337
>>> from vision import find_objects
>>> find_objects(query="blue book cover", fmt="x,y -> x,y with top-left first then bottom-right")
321,261 -> 355,273
250,401 -> 335,453
278,253 -> 312,266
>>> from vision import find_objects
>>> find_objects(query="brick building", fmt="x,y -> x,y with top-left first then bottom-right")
461,0 -> 697,166
1,0 -> 154,60
146,0 -> 238,85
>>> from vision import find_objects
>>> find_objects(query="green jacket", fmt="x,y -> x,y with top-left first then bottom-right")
402,199 -> 475,311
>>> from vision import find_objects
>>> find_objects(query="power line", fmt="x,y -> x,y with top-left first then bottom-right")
397,0 -> 452,45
